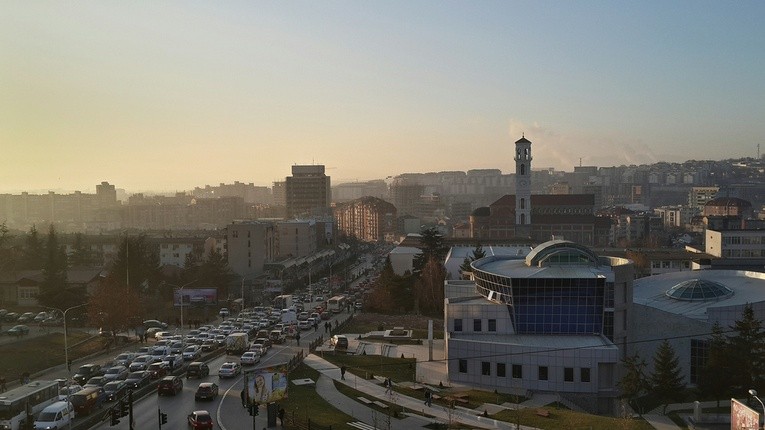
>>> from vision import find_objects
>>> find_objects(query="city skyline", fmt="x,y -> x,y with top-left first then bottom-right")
2,2 -> 763,193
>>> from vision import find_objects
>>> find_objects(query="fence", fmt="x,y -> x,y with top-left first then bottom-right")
285,411 -> 334,430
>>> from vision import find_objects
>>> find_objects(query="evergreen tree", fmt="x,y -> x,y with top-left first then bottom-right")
22,225 -> 45,270
413,227 -> 447,271
649,340 -> 686,413
196,248 -> 235,299
112,235 -> 161,292
69,233 -> 96,267
697,322 -> 732,408
38,225 -> 69,308
414,257 -> 446,316
459,243 -> 486,279
618,353 -> 650,415
727,305 -> 765,395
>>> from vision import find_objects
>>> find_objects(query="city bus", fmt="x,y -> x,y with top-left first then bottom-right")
0,380 -> 59,430
327,295 -> 347,314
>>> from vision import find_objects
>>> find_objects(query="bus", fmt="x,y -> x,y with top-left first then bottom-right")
327,295 -> 347,314
0,380 -> 59,430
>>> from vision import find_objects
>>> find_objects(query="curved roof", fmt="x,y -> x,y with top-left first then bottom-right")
665,279 -> 734,302
705,197 -> 752,208
471,206 -> 490,217
524,239 -> 600,267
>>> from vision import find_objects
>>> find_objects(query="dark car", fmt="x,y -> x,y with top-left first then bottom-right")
5,324 -> 30,337
124,371 -> 151,389
157,376 -> 183,396
73,364 -> 103,386
71,386 -> 106,417
143,319 -> 168,329
84,376 -> 108,388
103,380 -> 127,401
187,410 -> 214,429
186,362 -> 210,379
147,362 -> 169,380
194,382 -> 219,401
103,366 -> 129,381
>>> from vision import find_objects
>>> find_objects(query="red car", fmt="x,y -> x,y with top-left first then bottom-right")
188,410 -> 214,429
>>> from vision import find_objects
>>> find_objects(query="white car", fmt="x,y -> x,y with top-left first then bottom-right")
240,352 -> 260,366
249,344 -> 265,357
298,320 -> 311,331
183,345 -> 202,361
218,362 -> 241,378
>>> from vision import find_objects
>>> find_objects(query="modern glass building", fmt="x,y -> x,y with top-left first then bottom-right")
444,240 -> 633,414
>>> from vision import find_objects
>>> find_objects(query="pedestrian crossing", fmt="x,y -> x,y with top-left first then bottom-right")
347,421 -> 378,430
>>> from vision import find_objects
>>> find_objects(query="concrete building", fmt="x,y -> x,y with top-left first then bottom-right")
388,245 -> 422,276
155,237 -> 206,268
444,240 -> 633,414
632,270 -> 765,385
705,228 -> 765,259
689,186 -> 719,213
654,205 -> 695,228
225,221 -> 278,278
285,165 -> 331,218
276,220 -> 317,259
334,196 -> 397,243
702,197 -> 753,218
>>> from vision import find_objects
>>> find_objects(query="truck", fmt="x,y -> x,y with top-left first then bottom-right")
273,294 -> 293,310
225,332 -> 248,355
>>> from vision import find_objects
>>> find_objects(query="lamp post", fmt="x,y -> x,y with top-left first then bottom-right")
751,389 -> 765,429
166,280 -> 198,343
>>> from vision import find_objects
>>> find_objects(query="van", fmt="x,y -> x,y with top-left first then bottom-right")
331,335 -> 349,350
70,386 -> 105,417
34,401 -> 73,430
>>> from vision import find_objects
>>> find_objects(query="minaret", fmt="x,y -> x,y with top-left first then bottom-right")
514,134 -> 532,237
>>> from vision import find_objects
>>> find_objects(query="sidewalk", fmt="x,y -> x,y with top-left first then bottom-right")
304,353 -> 531,429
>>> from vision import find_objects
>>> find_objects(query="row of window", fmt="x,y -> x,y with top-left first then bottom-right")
723,235 -> 763,245
457,360 -> 591,383
453,318 -> 497,332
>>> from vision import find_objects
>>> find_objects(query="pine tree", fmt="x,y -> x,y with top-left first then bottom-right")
112,235 -> 160,291
618,353 -> 650,415
413,227 -> 447,271
727,305 -> 765,395
459,243 -> 487,279
22,225 -> 45,270
697,322 -> 732,408
649,340 -> 686,413
38,225 -> 70,308
69,233 -> 95,267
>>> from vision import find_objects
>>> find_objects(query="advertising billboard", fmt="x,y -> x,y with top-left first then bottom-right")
244,366 -> 288,404
731,398 -> 759,430
173,288 -> 217,306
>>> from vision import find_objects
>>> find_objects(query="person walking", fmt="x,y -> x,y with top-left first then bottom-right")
384,377 -> 392,395
278,407 -> 286,427
295,332 -> 301,346
340,365 -> 346,380
424,389 -> 432,407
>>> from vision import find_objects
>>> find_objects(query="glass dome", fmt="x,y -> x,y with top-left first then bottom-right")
665,279 -> 734,301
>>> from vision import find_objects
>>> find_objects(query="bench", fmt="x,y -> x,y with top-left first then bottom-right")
535,409 -> 550,417
372,401 -> 389,409
454,397 -> 469,404
357,397 -> 373,405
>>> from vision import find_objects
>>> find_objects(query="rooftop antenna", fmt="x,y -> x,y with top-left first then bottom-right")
758,143 -> 761,159
579,157 -> 582,167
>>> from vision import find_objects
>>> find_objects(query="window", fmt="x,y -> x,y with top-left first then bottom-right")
232,230 -> 239,238
482,362 -> 491,376
458,359 -> 467,374
520,213 -> 526,225
538,366 -> 548,381
581,368 -> 591,383
564,367 -> 574,382
497,363 -> 506,378
473,319 -> 482,332
520,198 -> 525,209
512,364 -> 522,379
453,319 -> 463,332
520,164 -> 525,175
488,319 -> 497,332
690,339 -> 708,384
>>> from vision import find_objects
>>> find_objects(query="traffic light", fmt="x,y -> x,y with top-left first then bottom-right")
119,399 -> 129,417
110,408 -> 120,426
159,411 -> 168,425
248,404 -> 259,416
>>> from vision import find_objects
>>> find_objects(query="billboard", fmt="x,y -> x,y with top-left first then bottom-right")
731,398 -> 759,430
244,366 -> 288,404
173,288 -> 217,306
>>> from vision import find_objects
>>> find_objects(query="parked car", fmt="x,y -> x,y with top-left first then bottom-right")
73,364 -> 103,386
186,362 -> 210,379
331,335 -> 349,350
240,352 -> 259,366
124,371 -> 152,389
17,312 -> 35,323
143,319 -> 168,329
157,376 -> 183,396
194,382 -> 219,401
5,324 -> 30,337
218,362 -> 241,379
187,410 -> 214,429
103,380 -> 127,401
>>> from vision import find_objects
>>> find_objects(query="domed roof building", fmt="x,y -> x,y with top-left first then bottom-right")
702,197 -> 753,218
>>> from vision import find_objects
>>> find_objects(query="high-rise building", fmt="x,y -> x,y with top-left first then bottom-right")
285,165 -> 331,219
225,221 -> 278,278
334,196 -> 397,242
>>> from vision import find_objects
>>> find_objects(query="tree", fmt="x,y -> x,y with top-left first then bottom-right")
38,225 -> 70,309
459,243 -> 486,279
649,340 -> 686,413
111,235 -> 160,291
22,225 -> 45,270
727,305 -> 765,395
413,227 -> 447,272
697,322 -> 731,408
414,257 -> 446,316
618,353 -> 650,415
69,233 -> 97,267
88,276 -> 143,336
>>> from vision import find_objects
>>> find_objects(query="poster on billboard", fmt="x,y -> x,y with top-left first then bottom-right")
731,398 -> 759,430
173,288 -> 217,306
243,366 -> 288,404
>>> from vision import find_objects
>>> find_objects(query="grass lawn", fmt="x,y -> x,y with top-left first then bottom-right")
317,352 -> 416,382
492,406 -> 655,430
0,330 -> 105,381
281,364 -> 358,430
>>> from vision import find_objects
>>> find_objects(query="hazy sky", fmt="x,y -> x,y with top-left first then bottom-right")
2,1 -> 763,193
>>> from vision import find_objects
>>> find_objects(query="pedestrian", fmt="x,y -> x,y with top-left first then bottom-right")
384,377 -> 392,395
424,389 -> 432,407
313,322 -> 318,332
295,332 -> 301,346
340,365 -> 346,380
0,376 -> 6,393
22,372 -> 30,384
278,407 -> 285,426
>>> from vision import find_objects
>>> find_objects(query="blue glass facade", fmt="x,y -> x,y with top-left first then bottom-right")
512,277 -> 604,335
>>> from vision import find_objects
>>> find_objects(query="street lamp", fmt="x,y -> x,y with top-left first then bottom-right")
750,389 -> 765,429
166,280 -> 198,343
